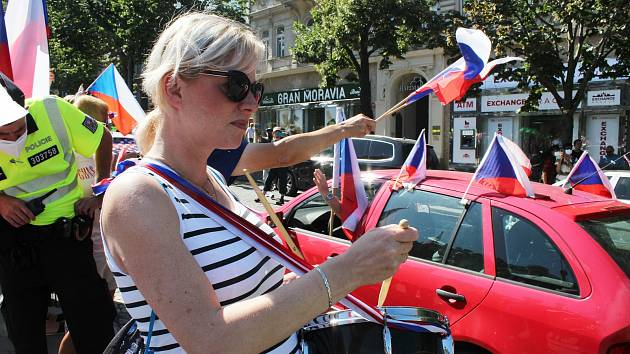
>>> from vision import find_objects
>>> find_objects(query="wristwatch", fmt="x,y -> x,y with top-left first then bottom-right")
325,192 -> 335,201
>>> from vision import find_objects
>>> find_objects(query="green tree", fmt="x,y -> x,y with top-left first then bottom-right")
464,0 -> 630,121
293,0 -> 444,117
47,0 -> 249,98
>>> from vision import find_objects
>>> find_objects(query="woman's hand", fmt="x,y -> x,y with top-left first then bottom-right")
313,169 -> 330,198
332,224 -> 418,288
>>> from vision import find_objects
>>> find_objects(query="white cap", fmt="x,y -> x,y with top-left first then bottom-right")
0,85 -> 28,126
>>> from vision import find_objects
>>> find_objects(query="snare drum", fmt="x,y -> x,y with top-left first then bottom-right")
300,306 -> 454,354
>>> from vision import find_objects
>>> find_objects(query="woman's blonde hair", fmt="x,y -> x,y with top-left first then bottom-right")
142,12 -> 264,109
135,109 -> 160,155
73,95 -> 109,123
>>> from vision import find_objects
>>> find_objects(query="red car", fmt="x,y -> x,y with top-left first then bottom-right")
266,170 -> 630,354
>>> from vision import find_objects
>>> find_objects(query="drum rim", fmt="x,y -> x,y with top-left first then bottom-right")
302,306 -> 449,332
378,306 -> 449,327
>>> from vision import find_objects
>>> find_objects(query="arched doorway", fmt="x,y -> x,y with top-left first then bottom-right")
392,74 -> 429,139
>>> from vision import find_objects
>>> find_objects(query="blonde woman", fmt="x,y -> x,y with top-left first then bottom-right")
101,12 -> 416,353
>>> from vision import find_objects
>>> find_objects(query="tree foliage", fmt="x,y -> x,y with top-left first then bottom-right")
47,0 -> 248,99
464,0 -> 630,118
293,0 -> 445,117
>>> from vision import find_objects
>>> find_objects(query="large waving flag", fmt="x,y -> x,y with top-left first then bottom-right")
463,133 -> 535,201
331,107 -> 346,190
87,64 -> 146,135
405,28 -> 522,107
0,4 -> 13,80
5,0 -> 50,98
339,137 -> 368,240
395,129 -> 427,190
562,151 -> 616,198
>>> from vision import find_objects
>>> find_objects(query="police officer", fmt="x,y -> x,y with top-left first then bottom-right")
0,74 -> 115,353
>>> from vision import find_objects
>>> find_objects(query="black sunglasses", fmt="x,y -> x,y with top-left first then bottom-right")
200,69 -> 264,103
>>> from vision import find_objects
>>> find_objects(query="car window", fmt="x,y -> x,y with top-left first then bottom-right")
351,139 -> 370,159
445,203 -> 484,272
287,180 -> 384,239
613,177 -> 630,200
492,208 -> 579,295
578,214 -> 630,279
401,143 -> 414,161
377,189 -> 466,262
368,141 -> 394,160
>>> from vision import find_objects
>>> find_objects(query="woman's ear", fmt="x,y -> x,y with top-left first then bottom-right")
163,73 -> 183,110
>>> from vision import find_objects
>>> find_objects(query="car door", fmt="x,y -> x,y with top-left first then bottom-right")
282,179 -> 384,266
473,200 -> 593,353
358,185 -> 495,325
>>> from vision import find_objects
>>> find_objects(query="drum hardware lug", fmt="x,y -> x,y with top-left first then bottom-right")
436,288 -> 466,303
379,307 -> 393,354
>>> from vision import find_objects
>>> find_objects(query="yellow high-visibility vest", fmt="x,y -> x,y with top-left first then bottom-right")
0,96 -> 104,226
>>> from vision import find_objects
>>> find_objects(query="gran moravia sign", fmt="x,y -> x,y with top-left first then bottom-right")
260,84 -> 361,106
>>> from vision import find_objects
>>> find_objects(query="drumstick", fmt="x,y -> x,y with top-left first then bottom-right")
377,219 -> 410,307
243,169 -> 304,259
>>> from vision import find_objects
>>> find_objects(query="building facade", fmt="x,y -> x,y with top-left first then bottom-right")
451,67 -> 629,171
250,0 -> 461,166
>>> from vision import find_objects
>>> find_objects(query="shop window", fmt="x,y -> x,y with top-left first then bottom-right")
276,26 -> 286,57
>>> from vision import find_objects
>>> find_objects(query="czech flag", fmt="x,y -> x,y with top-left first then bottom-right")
331,107 -> 346,190
394,129 -> 427,190
404,28 -> 523,107
339,137 -> 368,240
563,151 -> 616,198
502,134 -> 532,177
87,64 -> 146,135
5,0 -> 50,98
464,133 -> 535,200
0,4 -> 13,80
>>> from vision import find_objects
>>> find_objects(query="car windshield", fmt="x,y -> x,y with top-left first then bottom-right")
578,215 -> 630,278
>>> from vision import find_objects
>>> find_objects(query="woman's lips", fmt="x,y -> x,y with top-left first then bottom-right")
231,120 -> 248,129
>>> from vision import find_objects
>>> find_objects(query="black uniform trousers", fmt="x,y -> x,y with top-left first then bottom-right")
0,224 -> 115,354
263,167 -> 288,195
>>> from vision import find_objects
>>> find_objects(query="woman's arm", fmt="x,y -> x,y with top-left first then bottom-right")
232,114 -> 375,174
102,172 -> 416,354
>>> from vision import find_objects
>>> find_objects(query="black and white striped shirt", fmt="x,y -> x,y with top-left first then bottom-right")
103,164 -> 300,353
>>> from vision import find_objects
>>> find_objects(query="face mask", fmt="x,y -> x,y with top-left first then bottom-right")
0,130 -> 27,157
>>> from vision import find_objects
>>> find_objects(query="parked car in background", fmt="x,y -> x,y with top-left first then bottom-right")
554,170 -> 630,204
266,170 -> 630,354
284,135 -> 439,195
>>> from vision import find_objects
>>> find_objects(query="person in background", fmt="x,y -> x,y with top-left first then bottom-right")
571,139 -> 583,164
541,146 -> 558,184
101,13 -> 416,353
313,168 -> 341,216
598,145 -> 622,170
257,127 -> 290,205
556,144 -> 573,182
245,121 -> 255,143
0,73 -> 115,353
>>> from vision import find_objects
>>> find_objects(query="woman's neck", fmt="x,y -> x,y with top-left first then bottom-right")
145,139 -> 217,188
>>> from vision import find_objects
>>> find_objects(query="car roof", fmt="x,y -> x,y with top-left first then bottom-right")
361,169 -> 630,220
355,134 -> 418,145
604,170 -> 630,177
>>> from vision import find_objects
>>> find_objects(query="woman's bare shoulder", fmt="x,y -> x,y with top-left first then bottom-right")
101,170 -> 179,241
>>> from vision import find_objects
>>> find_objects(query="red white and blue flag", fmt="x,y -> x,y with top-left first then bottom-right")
87,64 -> 146,135
0,4 -> 13,80
395,129 -> 427,190
404,28 -> 522,107
5,0 -> 50,98
562,151 -> 616,198
463,133 -> 535,201
339,137 -> 368,240
331,107 -> 346,190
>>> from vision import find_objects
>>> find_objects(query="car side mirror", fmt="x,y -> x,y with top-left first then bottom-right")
266,211 -> 285,228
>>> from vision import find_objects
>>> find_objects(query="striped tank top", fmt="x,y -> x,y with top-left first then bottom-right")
103,163 -> 300,353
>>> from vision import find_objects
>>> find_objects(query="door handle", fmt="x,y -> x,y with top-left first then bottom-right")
327,253 -> 339,260
436,288 -> 466,303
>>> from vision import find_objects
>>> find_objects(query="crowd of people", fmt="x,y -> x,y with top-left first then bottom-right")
529,138 -> 628,184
